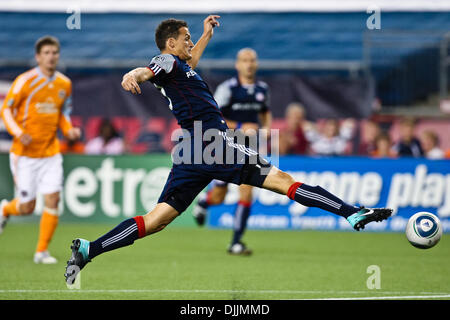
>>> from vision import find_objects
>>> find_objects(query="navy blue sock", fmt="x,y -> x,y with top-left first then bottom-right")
231,201 -> 251,245
287,183 -> 359,218
88,217 -> 145,259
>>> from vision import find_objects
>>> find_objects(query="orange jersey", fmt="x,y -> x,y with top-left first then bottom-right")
1,67 -> 73,158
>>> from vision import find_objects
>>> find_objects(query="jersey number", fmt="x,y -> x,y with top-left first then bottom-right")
156,85 -> 173,110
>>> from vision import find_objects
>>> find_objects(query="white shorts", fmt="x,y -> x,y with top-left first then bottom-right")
9,153 -> 63,203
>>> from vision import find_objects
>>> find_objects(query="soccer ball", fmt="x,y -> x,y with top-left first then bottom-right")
405,212 -> 442,249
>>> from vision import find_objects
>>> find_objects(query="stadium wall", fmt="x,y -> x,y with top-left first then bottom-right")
0,154 -> 448,232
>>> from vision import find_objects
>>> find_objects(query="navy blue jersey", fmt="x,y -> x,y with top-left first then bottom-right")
214,77 -> 270,124
148,54 -> 227,132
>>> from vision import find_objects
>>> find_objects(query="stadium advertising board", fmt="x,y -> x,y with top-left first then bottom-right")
208,156 -> 450,232
0,154 -> 448,232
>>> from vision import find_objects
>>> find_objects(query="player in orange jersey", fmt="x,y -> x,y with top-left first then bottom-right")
0,36 -> 81,264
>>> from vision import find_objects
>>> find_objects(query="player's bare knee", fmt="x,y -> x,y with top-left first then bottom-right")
277,170 -> 296,185
262,167 -> 296,195
19,201 -> 35,215
208,186 -> 227,205
210,193 -> 226,205
239,185 -> 253,202
44,192 -> 60,209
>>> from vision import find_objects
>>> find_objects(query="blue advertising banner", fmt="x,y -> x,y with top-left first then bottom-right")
207,156 -> 450,232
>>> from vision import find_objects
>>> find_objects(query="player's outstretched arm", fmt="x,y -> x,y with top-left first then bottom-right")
189,15 -> 220,69
121,67 -> 153,94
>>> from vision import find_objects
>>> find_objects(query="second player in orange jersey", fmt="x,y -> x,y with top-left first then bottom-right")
0,36 -> 81,264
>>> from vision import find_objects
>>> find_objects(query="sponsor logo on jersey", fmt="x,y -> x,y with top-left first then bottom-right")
36,97 -> 58,114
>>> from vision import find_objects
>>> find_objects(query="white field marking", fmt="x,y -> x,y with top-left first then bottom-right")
0,289 -> 449,297
307,295 -> 450,300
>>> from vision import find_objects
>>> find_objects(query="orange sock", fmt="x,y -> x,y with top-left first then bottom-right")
36,208 -> 59,253
3,198 -> 20,217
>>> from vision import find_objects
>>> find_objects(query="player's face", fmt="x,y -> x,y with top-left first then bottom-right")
172,27 -> 194,60
235,50 -> 258,79
35,45 -> 60,72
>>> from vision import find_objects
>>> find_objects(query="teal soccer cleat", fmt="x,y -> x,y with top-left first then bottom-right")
64,238 -> 91,285
347,207 -> 393,231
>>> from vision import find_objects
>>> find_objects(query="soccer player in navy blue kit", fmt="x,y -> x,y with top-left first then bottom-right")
192,48 -> 272,255
65,16 -> 392,284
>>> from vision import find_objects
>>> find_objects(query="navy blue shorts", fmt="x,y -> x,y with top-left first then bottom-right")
157,130 -> 272,214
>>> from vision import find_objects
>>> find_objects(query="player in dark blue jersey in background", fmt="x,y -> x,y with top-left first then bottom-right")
65,16 -> 393,284
193,48 -> 272,255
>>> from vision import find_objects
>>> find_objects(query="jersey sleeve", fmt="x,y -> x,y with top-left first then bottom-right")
214,81 -> 232,108
58,82 -> 74,136
1,76 -> 25,137
147,54 -> 176,82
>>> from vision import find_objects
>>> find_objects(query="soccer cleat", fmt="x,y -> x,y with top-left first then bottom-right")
0,199 -> 9,235
64,238 -> 91,285
347,207 -> 393,231
192,201 -> 207,226
228,242 -> 253,256
34,251 -> 58,264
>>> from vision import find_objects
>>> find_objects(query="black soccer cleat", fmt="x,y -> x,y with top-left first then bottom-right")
228,242 -> 253,256
192,202 -> 207,227
64,238 -> 91,285
347,207 -> 393,231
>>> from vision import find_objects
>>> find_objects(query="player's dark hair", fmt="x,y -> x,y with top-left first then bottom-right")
155,19 -> 188,51
35,35 -> 60,54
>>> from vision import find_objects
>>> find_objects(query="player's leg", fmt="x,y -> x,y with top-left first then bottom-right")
1,154 -> 37,234
228,184 -> 253,255
259,166 -> 392,230
87,202 -> 179,260
33,154 -> 64,264
193,180 -> 228,226
33,192 -> 60,264
65,166 -> 211,284
0,199 -> 36,234
65,202 -> 180,285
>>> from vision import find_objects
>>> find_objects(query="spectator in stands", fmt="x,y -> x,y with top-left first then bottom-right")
358,119 -> 380,155
85,118 -> 124,155
60,133 -> 85,154
371,132 -> 396,158
420,130 -> 444,159
392,117 -> 423,157
278,102 -> 308,155
304,118 -> 355,156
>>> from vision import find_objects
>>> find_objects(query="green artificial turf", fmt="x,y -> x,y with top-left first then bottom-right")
0,223 -> 448,300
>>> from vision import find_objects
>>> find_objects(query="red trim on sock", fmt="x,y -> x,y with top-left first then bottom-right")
238,200 -> 252,208
287,182 -> 303,200
133,216 -> 146,238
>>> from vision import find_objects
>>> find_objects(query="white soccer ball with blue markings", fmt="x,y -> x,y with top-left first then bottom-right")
406,212 -> 442,249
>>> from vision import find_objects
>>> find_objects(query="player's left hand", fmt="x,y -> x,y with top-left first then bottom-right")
67,127 -> 81,141
203,15 -> 220,38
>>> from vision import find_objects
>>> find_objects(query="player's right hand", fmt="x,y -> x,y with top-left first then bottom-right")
203,15 -> 220,38
121,73 -> 142,95
19,133 -> 32,146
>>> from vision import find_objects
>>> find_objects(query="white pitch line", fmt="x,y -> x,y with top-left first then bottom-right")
311,295 -> 450,300
0,289 -> 449,297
